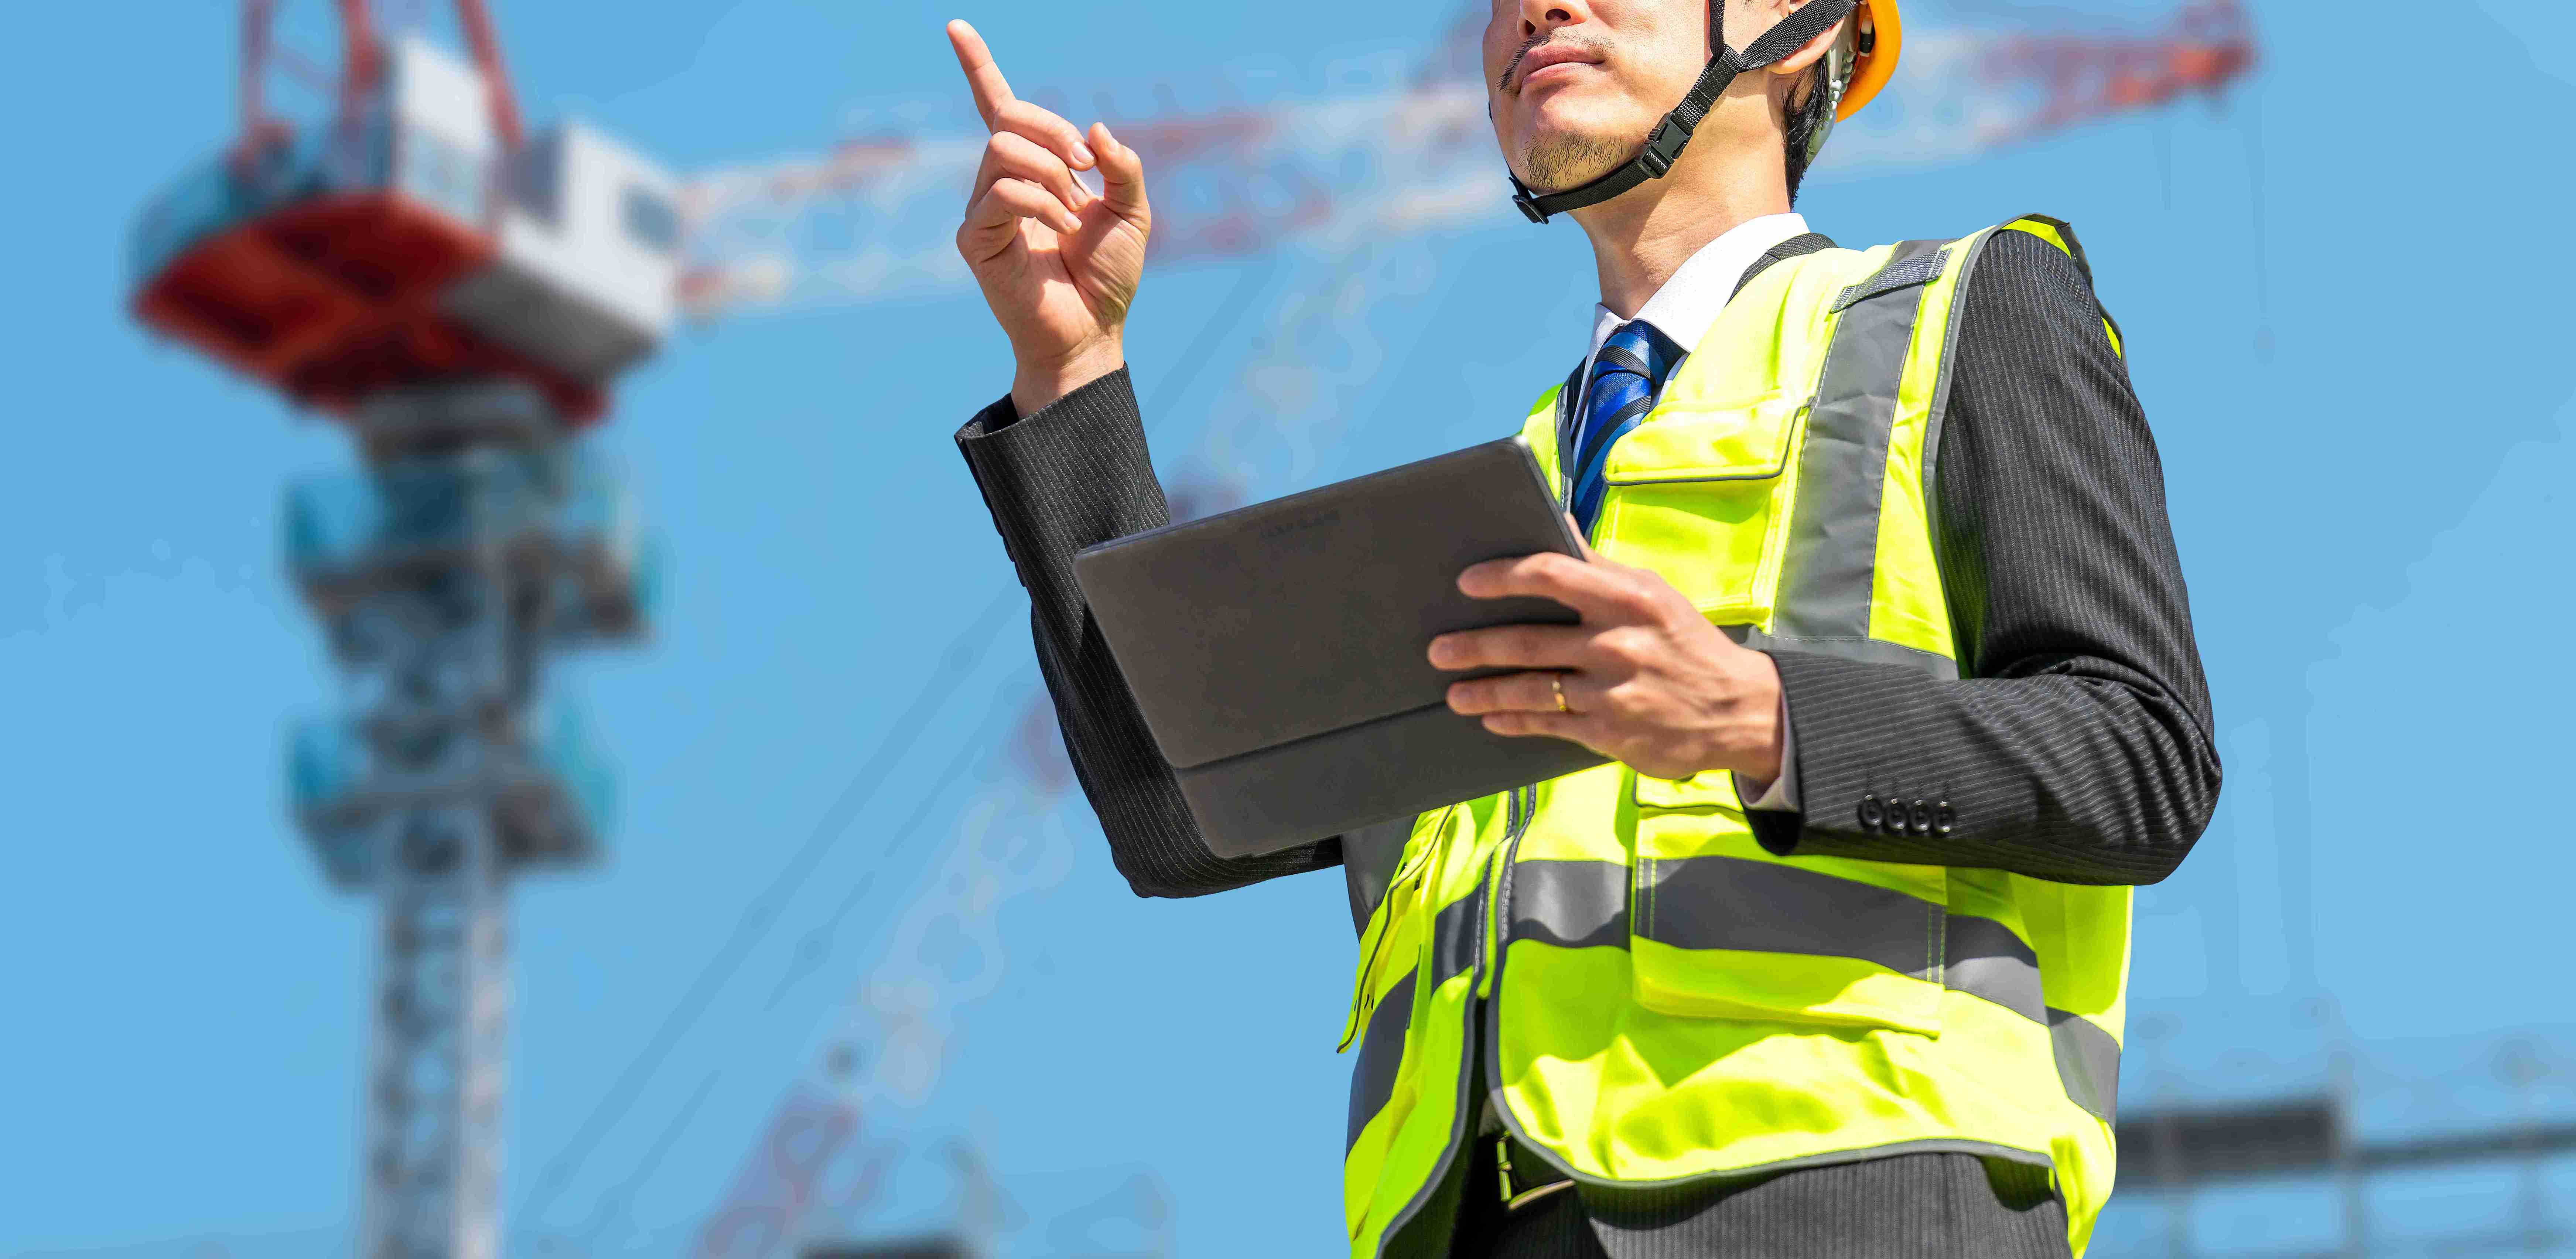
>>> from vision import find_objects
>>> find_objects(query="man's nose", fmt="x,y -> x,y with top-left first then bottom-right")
1518,0 -> 1589,39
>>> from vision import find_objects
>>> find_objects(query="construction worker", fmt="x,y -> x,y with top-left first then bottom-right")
942,0 -> 2218,1254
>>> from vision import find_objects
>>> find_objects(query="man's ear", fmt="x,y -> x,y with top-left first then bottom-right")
1763,0 -> 1847,79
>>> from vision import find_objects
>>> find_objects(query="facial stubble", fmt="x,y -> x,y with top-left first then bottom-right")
1500,35 -> 1641,194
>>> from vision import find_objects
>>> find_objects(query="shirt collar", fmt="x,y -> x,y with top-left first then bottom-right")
1587,212 -> 1811,358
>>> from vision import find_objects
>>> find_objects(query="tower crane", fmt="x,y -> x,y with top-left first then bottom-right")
130,6 -> 671,1259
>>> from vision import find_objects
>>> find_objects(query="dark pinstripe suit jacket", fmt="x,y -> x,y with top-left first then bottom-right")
953,229 -> 2221,1258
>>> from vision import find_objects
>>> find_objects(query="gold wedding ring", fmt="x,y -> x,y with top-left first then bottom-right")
1550,673 -> 1571,714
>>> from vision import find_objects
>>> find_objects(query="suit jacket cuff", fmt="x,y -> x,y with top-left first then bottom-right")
1743,649 -> 1938,859
953,368 -> 1163,645
1736,692 -> 1798,811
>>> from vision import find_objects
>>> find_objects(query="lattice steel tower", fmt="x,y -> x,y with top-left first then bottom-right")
127,7 -> 679,1259
282,382 -> 646,1259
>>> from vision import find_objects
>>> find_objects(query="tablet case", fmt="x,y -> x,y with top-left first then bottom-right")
1072,435 -> 1612,857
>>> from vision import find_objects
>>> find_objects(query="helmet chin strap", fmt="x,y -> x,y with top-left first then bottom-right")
1510,0 -> 1859,224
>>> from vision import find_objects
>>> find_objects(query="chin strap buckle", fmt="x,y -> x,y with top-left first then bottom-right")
1635,115 -> 1694,179
1511,182 -> 1550,225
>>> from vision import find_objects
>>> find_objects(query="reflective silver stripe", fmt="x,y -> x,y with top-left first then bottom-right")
1770,238 -> 1946,663
2049,1007 -> 2122,1125
1947,915 -> 2120,1120
1499,857 -> 2120,1125
1432,888 -> 1483,986
1735,626 -> 1959,680
1639,855 -> 1940,979
1509,859 -> 1627,951
1347,970 -> 1416,1150
1347,890 -> 1480,1152
1511,855 -> 1951,977
1941,913 -> 2044,1024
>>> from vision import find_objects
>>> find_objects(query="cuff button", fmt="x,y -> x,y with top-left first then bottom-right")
1858,794 -> 1885,830
1934,800 -> 1956,835
1910,799 -> 1933,835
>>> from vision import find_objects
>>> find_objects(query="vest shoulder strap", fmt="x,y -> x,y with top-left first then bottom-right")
1732,231 -> 1836,300
1757,236 -> 1960,678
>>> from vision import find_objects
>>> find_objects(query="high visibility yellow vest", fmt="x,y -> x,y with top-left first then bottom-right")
1337,216 -> 2132,1259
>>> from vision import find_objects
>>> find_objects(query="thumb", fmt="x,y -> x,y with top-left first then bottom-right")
1090,122 -> 1151,226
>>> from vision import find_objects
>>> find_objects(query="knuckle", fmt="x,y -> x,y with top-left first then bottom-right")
1002,100 -> 1072,140
1593,629 -> 1643,665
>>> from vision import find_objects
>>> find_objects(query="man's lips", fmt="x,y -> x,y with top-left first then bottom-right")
1510,43 -> 1603,91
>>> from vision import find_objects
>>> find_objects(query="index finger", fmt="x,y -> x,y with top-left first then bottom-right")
946,19 -> 1014,129
1458,552 -> 1652,622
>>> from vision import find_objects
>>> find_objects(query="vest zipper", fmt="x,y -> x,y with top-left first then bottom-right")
1482,784 -> 1538,994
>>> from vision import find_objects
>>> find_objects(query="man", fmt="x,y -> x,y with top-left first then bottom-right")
942,0 -> 2219,1254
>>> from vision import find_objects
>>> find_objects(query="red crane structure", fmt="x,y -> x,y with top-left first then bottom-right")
136,0 -> 676,422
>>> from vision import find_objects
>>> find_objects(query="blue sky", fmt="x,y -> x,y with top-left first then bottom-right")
7,2 -> 2576,1257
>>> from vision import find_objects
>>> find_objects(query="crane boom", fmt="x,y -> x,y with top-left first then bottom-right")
672,1 -> 2255,322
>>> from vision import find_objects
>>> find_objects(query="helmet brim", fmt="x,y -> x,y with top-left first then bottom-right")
1835,0 -> 1902,122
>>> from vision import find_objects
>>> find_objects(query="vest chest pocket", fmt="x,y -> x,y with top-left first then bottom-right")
1628,770 -> 1948,1036
1591,395 -> 1803,626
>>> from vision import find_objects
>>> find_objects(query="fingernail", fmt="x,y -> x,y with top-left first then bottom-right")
1073,142 -> 1097,167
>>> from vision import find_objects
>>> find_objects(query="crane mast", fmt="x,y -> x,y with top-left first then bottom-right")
131,5 -> 673,1259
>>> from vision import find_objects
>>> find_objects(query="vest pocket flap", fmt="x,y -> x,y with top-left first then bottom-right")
1633,769 -> 1745,811
1602,396 -> 1801,485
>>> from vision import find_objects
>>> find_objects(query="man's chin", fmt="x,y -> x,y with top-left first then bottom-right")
1516,130 -> 1636,195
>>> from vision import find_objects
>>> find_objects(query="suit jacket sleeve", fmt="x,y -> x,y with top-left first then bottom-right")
1743,229 -> 2222,885
955,368 -> 1345,898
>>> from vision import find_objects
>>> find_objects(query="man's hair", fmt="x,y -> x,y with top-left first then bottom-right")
1782,65 -> 1834,204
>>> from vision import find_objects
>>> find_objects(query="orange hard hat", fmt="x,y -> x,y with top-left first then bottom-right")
1836,0 -> 1903,121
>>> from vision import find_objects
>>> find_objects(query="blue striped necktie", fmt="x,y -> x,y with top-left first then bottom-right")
1568,319 -> 1686,538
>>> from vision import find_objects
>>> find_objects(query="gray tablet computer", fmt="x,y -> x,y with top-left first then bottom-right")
1072,435 -> 1611,858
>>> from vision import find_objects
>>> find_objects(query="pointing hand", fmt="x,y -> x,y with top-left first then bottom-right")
947,20 -> 1152,416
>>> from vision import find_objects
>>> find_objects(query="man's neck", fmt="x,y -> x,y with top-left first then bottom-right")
1575,153 -> 1794,319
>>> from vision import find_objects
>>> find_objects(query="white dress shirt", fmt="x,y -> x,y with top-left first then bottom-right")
1575,212 -> 1810,811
